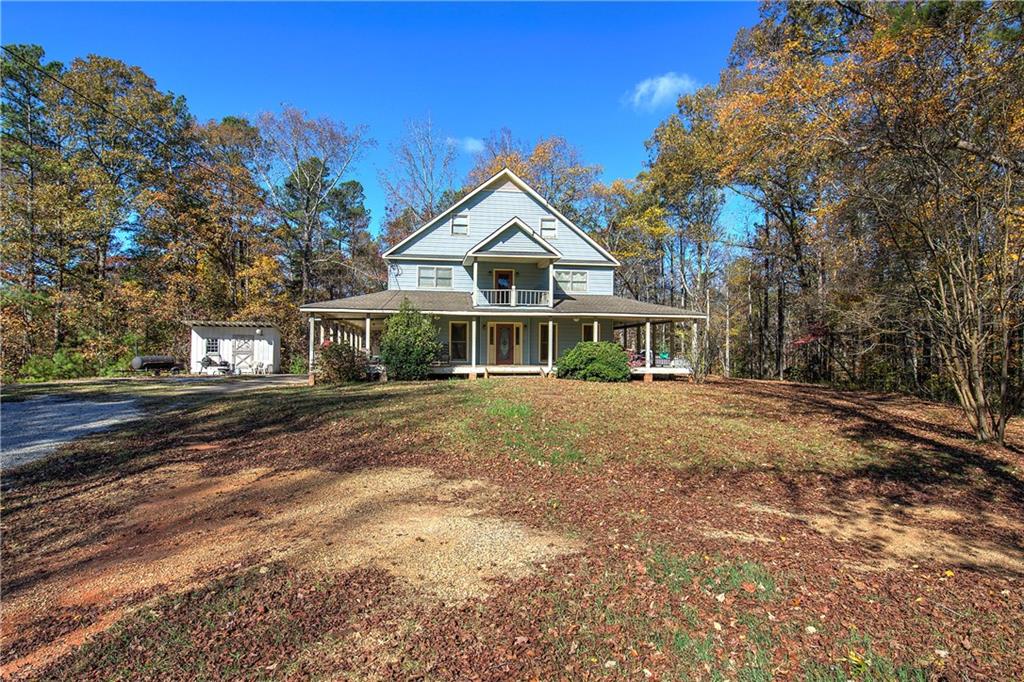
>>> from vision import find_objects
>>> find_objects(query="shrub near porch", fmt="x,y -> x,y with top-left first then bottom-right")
557,341 -> 630,382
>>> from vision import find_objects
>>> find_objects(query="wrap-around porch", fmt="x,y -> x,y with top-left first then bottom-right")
306,310 -> 706,379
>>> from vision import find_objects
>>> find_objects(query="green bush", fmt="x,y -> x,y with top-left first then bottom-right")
379,299 -> 440,380
558,341 -> 630,382
19,349 -> 93,382
288,355 -> 308,375
317,340 -> 368,383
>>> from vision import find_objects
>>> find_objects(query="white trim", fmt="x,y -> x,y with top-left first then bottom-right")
555,269 -> 588,293
448,320 -> 470,362
492,268 -> 516,289
299,307 -> 706,320
554,261 -> 617,267
387,255 -> 461,262
417,265 -> 454,289
539,216 -> 557,239
382,168 -> 619,265
539,322 -> 558,365
487,320 -> 523,365
463,216 -> 561,264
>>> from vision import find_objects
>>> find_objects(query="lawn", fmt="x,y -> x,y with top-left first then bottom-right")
2,377 -> 1023,680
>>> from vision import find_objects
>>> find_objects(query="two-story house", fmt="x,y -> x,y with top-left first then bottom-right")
300,168 -> 706,378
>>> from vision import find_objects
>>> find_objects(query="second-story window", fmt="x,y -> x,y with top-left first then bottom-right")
539,217 -> 557,239
555,270 -> 588,293
418,266 -> 453,288
452,213 -> 469,236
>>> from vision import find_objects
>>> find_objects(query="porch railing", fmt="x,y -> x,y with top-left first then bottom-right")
478,288 -> 549,307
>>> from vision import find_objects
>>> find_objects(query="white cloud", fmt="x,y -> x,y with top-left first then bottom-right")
446,136 -> 485,154
626,72 -> 698,112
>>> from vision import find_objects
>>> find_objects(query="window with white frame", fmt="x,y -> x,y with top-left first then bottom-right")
555,270 -> 588,293
451,213 -> 469,236
418,265 -> 453,288
449,322 -> 468,362
205,338 -> 220,355
539,216 -> 557,239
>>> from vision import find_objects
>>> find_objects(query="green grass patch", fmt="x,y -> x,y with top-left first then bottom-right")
803,631 -> 930,682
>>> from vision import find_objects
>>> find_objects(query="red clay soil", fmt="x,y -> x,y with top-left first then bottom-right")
2,378 -> 1022,679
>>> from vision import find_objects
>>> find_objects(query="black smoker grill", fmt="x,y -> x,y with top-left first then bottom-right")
130,355 -> 184,373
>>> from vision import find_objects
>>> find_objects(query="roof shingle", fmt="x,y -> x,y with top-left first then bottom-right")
299,291 -> 704,319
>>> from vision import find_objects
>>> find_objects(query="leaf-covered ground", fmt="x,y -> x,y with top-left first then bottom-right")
2,377 -> 1023,680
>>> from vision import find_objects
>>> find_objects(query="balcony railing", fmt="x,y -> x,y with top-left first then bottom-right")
478,288 -> 549,307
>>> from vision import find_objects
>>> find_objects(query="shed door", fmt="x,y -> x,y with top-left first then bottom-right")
232,335 -> 255,371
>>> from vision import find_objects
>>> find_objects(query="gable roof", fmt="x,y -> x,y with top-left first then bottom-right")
464,217 -> 561,264
382,167 -> 620,265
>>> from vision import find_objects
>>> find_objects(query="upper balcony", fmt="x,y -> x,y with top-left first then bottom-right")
477,287 -> 550,307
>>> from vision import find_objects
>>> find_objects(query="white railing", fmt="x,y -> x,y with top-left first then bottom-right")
480,288 -> 512,305
515,289 -> 549,306
478,288 -> 549,307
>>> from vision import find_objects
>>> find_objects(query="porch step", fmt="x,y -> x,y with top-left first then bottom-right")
481,365 -> 544,376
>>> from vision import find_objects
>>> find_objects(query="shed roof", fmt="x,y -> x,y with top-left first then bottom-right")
185,320 -> 278,329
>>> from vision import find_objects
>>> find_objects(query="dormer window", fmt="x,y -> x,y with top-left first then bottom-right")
452,213 -> 469,236
539,217 -> 556,239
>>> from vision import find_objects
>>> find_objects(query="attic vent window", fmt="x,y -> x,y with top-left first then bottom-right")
452,213 -> 469,236
540,217 -> 557,239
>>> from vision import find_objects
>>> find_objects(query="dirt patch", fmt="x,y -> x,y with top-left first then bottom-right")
700,528 -> 776,544
744,500 -> 1024,573
1,465 -> 578,677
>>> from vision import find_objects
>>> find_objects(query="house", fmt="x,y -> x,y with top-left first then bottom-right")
187,321 -> 281,374
299,169 -> 706,379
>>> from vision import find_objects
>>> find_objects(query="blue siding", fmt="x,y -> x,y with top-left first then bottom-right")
390,186 -> 613,263
477,229 -> 548,255
388,259 -> 473,291
552,265 -> 615,296
386,260 -> 616,296
428,316 -> 612,366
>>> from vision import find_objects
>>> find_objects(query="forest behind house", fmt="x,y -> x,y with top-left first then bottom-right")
2,2 -> 1022,443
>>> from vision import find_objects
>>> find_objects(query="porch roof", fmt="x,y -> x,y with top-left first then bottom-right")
299,290 -> 706,320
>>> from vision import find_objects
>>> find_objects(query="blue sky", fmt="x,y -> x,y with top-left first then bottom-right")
3,2 -> 760,236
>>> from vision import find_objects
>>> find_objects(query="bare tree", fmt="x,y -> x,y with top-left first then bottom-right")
379,115 -> 456,225
253,105 -> 374,300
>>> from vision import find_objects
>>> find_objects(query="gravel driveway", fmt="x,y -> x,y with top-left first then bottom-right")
2,396 -> 144,470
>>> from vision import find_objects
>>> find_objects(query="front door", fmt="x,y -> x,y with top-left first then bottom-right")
494,270 -> 514,290
494,324 -> 515,365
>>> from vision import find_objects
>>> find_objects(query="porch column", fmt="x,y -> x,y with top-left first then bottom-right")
546,319 -> 554,372
307,317 -> 315,374
473,261 -> 479,305
691,320 -> 698,358
365,315 -> 372,356
592,320 -> 599,342
548,264 -> 554,308
471,316 -> 478,367
645,320 -> 652,368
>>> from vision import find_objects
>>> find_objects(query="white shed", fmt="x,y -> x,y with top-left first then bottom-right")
186,321 -> 281,374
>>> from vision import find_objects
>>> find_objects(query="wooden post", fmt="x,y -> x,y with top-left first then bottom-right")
548,264 -> 554,308
593,320 -> 599,342
364,315 -> 371,356
473,261 -> 479,305
471,315 -> 478,371
645,320 -> 652,368
307,317 -> 316,374
547,319 -> 554,373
